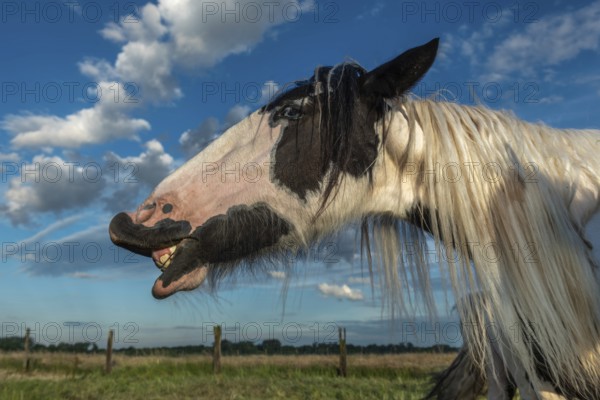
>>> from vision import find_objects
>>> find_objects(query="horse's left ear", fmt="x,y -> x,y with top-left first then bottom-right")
361,38 -> 439,101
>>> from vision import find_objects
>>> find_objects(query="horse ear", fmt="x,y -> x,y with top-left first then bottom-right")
361,38 -> 439,101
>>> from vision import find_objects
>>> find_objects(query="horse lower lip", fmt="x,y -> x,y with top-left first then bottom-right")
152,265 -> 209,299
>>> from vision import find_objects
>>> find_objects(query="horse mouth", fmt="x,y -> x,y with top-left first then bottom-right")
149,241 -> 209,299
109,204 -> 293,299
108,212 -> 208,299
152,246 -> 177,270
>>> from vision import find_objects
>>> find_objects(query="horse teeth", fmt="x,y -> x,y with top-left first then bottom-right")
159,254 -> 170,265
156,247 -> 176,270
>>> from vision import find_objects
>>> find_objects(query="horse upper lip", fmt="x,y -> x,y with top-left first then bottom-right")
108,212 -> 192,256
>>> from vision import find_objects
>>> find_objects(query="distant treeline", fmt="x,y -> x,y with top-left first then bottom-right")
0,336 -> 457,356
0,336 -> 98,353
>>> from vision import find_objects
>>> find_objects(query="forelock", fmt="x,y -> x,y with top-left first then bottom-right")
263,62 -> 368,111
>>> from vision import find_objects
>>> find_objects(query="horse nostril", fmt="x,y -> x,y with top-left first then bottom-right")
136,202 -> 157,223
142,203 -> 156,211
162,204 -> 173,214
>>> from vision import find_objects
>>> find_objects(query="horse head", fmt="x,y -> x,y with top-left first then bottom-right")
109,38 -> 439,299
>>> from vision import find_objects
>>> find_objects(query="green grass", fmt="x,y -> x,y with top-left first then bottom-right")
0,353 -> 455,400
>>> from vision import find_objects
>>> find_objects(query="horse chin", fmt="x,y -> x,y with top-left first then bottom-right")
152,264 -> 208,299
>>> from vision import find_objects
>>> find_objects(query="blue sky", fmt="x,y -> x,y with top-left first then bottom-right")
1,0 -> 600,349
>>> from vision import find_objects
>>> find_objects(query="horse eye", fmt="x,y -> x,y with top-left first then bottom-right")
280,106 -> 303,120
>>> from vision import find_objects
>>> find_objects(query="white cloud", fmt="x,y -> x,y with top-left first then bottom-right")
436,35 -> 454,63
89,0 -> 313,104
159,0 -> 313,69
446,21 -> 502,69
1,155 -> 107,225
268,271 -> 286,280
0,140 -> 176,224
224,105 -> 251,128
3,0 -> 312,150
105,139 -> 175,188
179,104 -> 250,158
487,2 -> 600,79
115,41 -> 181,102
179,117 -> 220,158
20,213 -> 88,244
69,272 -> 104,280
0,152 -> 19,162
447,2 -> 600,81
318,283 -> 364,301
100,3 -> 167,44
102,140 -> 176,212
78,59 -> 118,81
4,82 -> 150,149
261,80 -> 280,103
88,21 -> 177,104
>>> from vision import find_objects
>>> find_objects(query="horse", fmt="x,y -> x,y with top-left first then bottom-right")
109,38 -> 600,398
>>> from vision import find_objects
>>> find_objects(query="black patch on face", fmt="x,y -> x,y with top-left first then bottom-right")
192,203 -> 290,263
271,103 -> 325,199
261,65 -> 380,204
108,212 -> 192,257
159,203 -> 291,287
162,203 -> 173,214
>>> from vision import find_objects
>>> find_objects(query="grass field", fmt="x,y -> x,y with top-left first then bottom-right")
0,352 -> 460,400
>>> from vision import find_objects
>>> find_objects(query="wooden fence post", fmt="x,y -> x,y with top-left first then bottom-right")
213,325 -> 222,374
338,327 -> 347,377
105,329 -> 114,374
23,327 -> 31,373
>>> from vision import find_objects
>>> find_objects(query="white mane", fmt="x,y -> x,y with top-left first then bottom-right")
367,98 -> 600,395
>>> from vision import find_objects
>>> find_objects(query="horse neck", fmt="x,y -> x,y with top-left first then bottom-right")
384,99 -> 600,227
